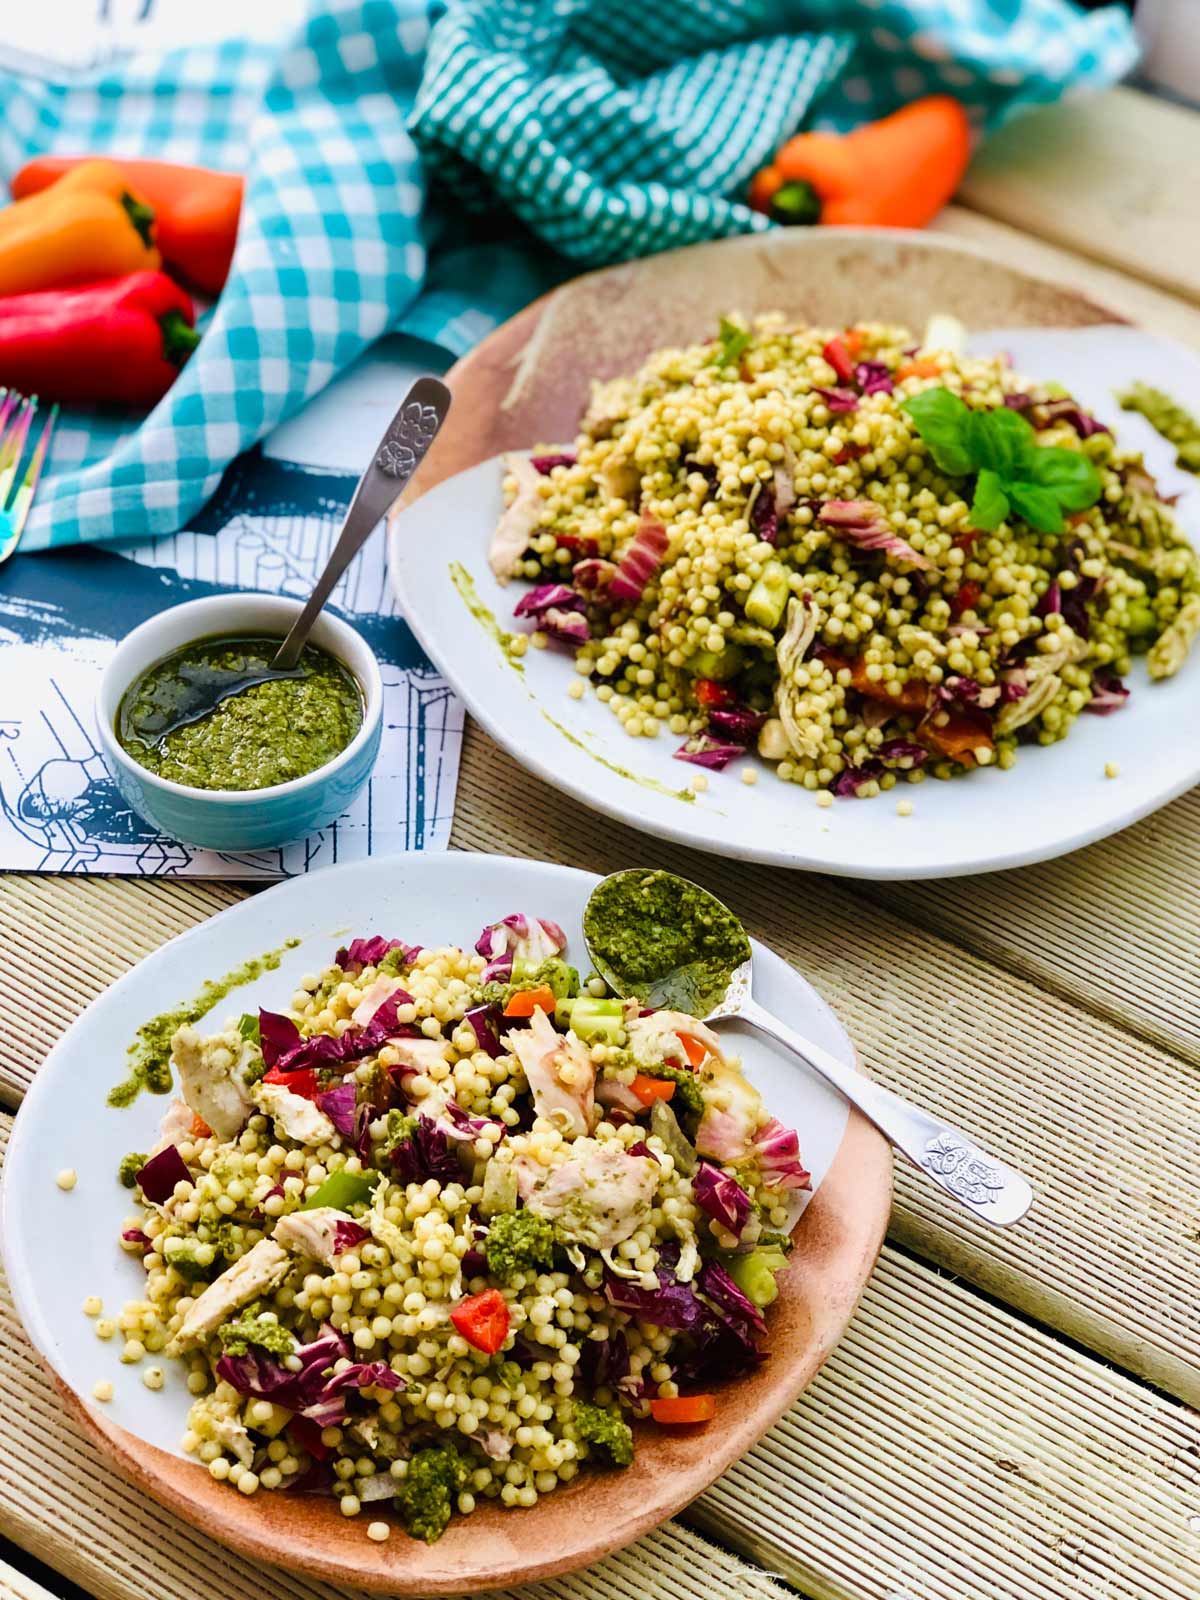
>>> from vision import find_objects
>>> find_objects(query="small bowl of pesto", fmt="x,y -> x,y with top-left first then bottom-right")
96,594 -> 383,849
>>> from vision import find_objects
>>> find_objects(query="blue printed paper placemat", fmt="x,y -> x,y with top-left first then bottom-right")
0,408 -> 463,877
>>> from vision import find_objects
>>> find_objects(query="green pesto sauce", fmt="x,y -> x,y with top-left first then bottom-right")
538,709 -> 696,805
449,562 -> 525,671
583,868 -> 750,1017
1118,383 -> 1200,474
116,634 -> 363,791
108,938 -> 299,1108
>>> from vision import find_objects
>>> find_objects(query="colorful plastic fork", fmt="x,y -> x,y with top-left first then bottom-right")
0,390 -> 56,566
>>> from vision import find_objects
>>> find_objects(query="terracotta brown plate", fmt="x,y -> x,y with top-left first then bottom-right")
390,227 -> 1123,508
5,851 -> 891,1594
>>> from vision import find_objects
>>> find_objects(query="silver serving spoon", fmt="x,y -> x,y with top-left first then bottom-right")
146,376 -> 451,742
583,869 -> 1033,1228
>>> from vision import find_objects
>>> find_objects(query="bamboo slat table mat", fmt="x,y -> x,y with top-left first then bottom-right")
5,104 -> 1200,1600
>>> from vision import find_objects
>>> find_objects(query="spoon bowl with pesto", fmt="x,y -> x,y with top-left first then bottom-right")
584,869 -> 1033,1226
96,592 -> 384,851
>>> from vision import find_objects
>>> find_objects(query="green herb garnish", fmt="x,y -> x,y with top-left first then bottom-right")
237,1012 -> 261,1044
715,317 -> 751,370
902,387 -> 1102,534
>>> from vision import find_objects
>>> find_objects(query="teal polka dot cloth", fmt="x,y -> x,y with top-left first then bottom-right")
0,0 -> 1136,551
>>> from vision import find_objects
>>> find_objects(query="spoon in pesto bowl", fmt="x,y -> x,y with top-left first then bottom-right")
143,376 -> 452,742
583,869 -> 1034,1228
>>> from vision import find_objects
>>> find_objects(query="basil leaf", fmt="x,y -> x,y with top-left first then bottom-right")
968,407 -> 1037,479
970,468 -> 1010,531
716,317 -> 751,368
1027,446 -> 1102,512
901,388 -> 976,476
1008,482 -> 1065,534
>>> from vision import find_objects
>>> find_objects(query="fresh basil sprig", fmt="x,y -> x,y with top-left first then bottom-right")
901,387 -> 1102,535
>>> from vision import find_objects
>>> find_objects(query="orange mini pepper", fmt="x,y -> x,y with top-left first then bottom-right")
13,155 -> 242,297
748,96 -> 971,230
0,159 -> 159,297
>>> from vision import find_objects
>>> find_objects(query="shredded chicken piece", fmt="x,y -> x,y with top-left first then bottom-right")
273,1207 -> 359,1266
167,1239 -> 291,1353
526,1141 -> 659,1250
170,1024 -> 254,1140
625,1010 -> 726,1068
774,596 -> 823,761
994,673 -> 1061,735
695,1059 -> 767,1164
506,1007 -> 596,1136
489,453 -> 545,584
152,1098 -> 195,1155
351,974 -> 409,1027
1149,595 -> 1200,680
253,1083 -> 336,1146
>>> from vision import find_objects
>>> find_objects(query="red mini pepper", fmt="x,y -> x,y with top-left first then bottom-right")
0,270 -> 200,408
450,1289 -> 510,1355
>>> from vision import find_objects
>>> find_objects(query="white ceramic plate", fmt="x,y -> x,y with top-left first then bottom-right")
388,326 -> 1200,880
2,851 -> 852,1465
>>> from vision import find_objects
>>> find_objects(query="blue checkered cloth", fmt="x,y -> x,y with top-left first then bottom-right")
0,0 -> 1137,551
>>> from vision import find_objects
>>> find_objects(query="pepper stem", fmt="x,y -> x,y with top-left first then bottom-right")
769,180 -> 822,227
159,310 -> 201,367
120,192 -> 156,249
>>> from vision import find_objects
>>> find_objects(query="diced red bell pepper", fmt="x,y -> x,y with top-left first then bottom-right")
451,1289 -> 510,1354
503,985 -> 557,1018
949,580 -> 981,620
263,1064 -> 322,1100
287,1415 -> 331,1459
952,530 -> 981,553
822,336 -> 855,385
694,678 -> 737,709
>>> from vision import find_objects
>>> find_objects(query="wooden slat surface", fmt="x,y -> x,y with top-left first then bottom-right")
869,785 -> 1200,1069
960,88 -> 1200,307
4,721 -> 1200,1410
3,1113 -> 1197,1600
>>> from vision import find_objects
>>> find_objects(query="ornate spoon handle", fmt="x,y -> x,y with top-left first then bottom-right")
272,376 -> 451,671
725,994 -> 1034,1227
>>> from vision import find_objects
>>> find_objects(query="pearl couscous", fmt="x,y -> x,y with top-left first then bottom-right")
114,918 -> 808,1544
490,315 -> 1198,796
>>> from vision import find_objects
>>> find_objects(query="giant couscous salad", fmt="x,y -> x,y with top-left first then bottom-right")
106,917 -> 809,1544
489,314 -> 1200,798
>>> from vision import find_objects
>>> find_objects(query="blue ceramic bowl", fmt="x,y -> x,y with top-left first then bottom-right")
96,594 -> 383,850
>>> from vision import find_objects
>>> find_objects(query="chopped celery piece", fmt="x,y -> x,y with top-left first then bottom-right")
300,1169 -> 379,1212
745,561 -> 790,629
687,644 -> 744,681
563,997 -> 625,1043
726,1245 -> 789,1308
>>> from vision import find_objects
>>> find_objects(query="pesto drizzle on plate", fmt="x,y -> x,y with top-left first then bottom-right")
108,939 -> 299,1108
